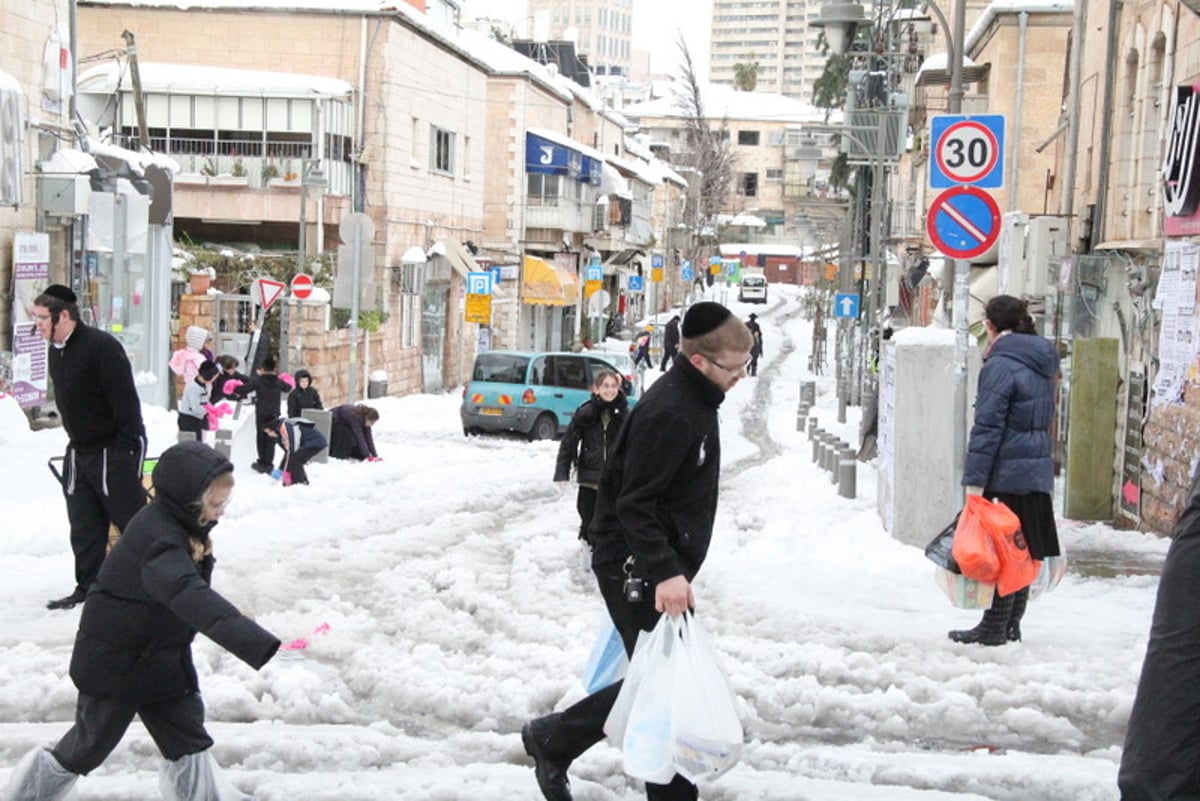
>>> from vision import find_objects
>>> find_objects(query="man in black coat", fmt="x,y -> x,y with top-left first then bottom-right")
522,302 -> 754,801
1,441 -> 279,800
659,315 -> 681,372
33,285 -> 147,611
234,355 -> 290,473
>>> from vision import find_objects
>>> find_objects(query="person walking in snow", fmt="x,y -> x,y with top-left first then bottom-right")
32,284 -> 148,611
949,294 -> 1060,646
745,313 -> 763,377
328,404 -> 381,461
630,328 -> 653,371
659,315 -> 681,372
522,301 -> 754,801
554,369 -> 629,543
0,441 -> 280,801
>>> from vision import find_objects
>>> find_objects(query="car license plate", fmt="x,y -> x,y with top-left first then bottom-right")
481,408 -> 504,416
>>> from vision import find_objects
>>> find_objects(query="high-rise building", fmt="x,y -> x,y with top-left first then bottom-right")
526,0 -> 634,77
709,0 -> 825,102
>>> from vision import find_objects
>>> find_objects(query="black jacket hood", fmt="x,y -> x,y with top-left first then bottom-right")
151,442 -> 233,536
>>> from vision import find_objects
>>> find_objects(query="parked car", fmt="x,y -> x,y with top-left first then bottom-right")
460,351 -> 640,440
738,272 -> 768,303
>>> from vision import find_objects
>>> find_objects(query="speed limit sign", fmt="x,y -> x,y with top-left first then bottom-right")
930,115 -> 1005,188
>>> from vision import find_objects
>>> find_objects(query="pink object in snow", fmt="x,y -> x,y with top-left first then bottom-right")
280,637 -> 309,651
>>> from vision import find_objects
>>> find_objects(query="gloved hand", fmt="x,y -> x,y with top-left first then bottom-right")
367,456 -> 383,462
223,378 -> 244,396
279,372 -> 296,389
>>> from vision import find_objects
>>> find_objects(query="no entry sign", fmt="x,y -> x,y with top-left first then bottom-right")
926,185 -> 1002,260
290,273 -> 314,300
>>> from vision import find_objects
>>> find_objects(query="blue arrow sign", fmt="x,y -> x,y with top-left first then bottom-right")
834,293 -> 859,318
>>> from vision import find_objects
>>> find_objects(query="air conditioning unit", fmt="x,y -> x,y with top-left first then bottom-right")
1024,216 -> 1069,298
997,211 -> 1029,295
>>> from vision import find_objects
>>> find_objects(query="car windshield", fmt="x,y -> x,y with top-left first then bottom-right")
472,353 -> 530,384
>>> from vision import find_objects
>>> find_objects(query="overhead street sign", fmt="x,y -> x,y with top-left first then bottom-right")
926,186 -> 1002,260
834,293 -> 860,318
930,115 -> 1005,189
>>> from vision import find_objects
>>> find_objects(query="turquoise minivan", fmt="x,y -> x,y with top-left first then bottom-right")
460,351 -> 639,440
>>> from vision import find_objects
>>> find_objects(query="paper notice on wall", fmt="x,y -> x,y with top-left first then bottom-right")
1152,241 -> 1200,407
10,232 -> 49,409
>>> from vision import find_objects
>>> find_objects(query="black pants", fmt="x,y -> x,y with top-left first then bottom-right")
177,414 -> 204,441
548,566 -> 698,801
329,422 -> 367,460
576,486 -> 598,542
52,692 -> 213,775
62,446 -> 147,593
254,424 -> 277,467
660,348 -> 677,371
283,446 -> 321,485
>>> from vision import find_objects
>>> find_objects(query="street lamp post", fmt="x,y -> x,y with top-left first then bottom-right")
814,0 -> 968,470
284,161 -> 327,374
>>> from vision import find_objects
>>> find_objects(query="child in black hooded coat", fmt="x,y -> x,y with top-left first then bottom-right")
0,441 -> 280,801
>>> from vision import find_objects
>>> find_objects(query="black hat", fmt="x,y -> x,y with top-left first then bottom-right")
682,302 -> 732,338
41,284 -> 77,305
198,360 -> 220,381
748,313 -> 757,320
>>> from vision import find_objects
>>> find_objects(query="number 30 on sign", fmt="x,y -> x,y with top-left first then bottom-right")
929,115 -> 1005,189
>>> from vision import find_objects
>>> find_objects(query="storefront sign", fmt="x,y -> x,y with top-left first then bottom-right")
10,232 -> 49,408
1163,84 -> 1200,235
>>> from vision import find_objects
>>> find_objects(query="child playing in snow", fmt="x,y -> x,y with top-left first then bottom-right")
177,360 -> 220,441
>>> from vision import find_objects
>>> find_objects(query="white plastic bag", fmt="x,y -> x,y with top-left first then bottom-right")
581,615 -> 628,694
1030,551 -> 1068,599
670,614 -> 743,784
605,615 -> 680,783
160,750 -> 252,801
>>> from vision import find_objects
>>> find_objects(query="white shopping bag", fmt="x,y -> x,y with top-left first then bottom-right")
581,614 -> 628,694
669,614 -> 743,784
604,615 -> 680,784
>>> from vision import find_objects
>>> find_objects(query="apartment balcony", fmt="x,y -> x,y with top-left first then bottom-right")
524,198 -> 594,235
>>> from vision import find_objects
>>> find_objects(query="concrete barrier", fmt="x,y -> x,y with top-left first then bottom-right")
301,408 -> 333,463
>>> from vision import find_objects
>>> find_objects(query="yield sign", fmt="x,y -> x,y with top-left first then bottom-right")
926,186 -> 1002,260
253,277 -> 287,310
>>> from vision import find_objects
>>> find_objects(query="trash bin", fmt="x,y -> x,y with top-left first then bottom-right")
367,369 -> 389,399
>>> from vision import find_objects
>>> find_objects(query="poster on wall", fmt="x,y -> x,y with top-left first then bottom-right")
1152,241 -> 1200,407
10,232 -> 50,409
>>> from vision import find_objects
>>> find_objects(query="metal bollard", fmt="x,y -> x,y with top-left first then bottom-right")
807,416 -> 819,440
821,434 -> 837,473
830,439 -> 845,482
838,448 -> 857,498
799,379 -> 816,407
796,404 -> 808,431
812,429 -> 824,463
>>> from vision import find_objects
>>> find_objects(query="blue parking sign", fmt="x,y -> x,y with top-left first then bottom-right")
627,275 -> 644,292
467,271 -> 492,295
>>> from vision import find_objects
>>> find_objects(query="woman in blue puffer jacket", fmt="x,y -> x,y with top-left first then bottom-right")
950,294 -> 1061,646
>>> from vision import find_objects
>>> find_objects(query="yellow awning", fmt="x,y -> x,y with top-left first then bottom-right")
522,255 -> 579,306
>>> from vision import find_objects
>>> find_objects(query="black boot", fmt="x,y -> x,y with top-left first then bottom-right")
522,714 -> 572,801
1007,587 -> 1029,641
949,592 -> 1015,646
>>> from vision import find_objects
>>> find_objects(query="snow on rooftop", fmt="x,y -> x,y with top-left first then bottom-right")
625,82 -> 832,123
78,62 -> 353,98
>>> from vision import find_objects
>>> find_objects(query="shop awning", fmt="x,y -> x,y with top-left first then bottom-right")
602,248 -> 644,276
522,255 -> 579,306
427,238 -> 477,281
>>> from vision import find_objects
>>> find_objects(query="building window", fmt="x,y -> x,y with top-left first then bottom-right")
430,125 -> 455,174
739,172 -> 759,197
766,168 -> 783,182
527,173 -> 561,206
738,130 -> 761,146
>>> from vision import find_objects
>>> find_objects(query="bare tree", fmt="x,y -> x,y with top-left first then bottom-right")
672,35 -> 737,265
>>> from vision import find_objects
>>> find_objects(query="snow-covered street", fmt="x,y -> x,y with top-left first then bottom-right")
0,285 -> 1167,800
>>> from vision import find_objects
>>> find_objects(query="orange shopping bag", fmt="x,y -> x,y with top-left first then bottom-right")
950,495 -> 1009,583
992,520 -> 1041,596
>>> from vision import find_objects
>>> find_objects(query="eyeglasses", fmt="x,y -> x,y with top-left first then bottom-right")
31,313 -> 51,323
702,354 -> 751,376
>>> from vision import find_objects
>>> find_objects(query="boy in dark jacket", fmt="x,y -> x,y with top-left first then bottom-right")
0,441 -> 279,800
554,369 -> 628,543
286,369 -> 323,418
234,356 -> 289,473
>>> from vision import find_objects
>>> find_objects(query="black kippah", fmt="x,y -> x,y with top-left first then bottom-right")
42,284 -> 77,305
681,302 -> 732,338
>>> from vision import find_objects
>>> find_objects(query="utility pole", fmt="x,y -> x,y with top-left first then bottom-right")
120,31 -> 149,149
